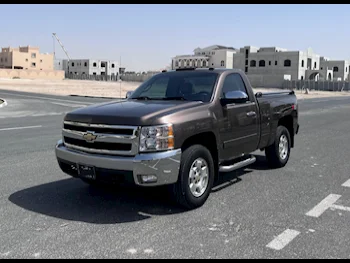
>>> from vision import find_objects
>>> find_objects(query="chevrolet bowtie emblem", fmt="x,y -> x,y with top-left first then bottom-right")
83,131 -> 97,143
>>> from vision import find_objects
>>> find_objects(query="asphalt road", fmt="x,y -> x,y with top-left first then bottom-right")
1,89 -> 350,259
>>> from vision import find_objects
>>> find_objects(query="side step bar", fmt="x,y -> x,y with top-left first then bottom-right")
219,156 -> 256,173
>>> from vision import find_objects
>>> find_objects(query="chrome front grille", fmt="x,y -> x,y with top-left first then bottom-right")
62,121 -> 140,156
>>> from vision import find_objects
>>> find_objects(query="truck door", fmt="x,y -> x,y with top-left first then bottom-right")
218,73 -> 260,160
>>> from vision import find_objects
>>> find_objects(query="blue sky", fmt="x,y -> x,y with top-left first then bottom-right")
1,4 -> 350,71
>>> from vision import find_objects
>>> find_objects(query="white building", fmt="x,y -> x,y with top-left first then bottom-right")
55,59 -> 119,76
171,45 -> 236,70
172,44 -> 350,88
234,46 -> 321,81
319,57 -> 350,81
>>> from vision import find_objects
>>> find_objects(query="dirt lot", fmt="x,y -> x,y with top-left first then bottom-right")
0,78 -> 349,100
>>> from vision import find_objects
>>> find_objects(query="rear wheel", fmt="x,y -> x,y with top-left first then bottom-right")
265,125 -> 291,168
170,144 -> 215,209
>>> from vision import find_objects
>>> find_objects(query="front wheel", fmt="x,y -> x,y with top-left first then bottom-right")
265,125 -> 291,168
170,144 -> 215,209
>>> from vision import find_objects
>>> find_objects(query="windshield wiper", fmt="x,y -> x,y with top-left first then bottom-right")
162,96 -> 188,101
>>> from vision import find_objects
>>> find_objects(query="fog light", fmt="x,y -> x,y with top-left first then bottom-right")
140,175 -> 157,183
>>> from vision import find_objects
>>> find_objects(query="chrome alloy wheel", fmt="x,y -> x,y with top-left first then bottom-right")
188,158 -> 209,198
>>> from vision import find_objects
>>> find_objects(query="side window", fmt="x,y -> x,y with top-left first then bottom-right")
221,73 -> 249,97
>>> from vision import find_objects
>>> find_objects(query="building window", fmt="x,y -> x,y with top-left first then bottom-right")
321,67 -> 323,70
31,53 -> 36,58
333,66 -> 339,72
40,59 -> 43,63
31,62 -> 36,67
212,52 -> 215,55
259,60 -> 265,67
275,61 -> 277,65
101,62 -> 106,68
250,60 -> 256,67
301,76 -> 304,80
93,62 -> 97,67
269,61 -> 271,66
111,63 -> 115,68
101,72 -> 105,75
175,61 -> 179,67
186,60 -> 190,66
245,67 -> 248,73
70,72 -> 72,74
221,60 -> 225,67
82,72 -> 85,74
202,52 -> 205,55
202,60 -> 207,67
25,59 -> 28,62
93,72 -> 96,75
284,59 -> 291,67
245,60 -> 248,66
301,60 -> 304,67
84,62 -> 87,67
71,62 -> 75,67
314,62 -> 317,69
346,67 -> 348,72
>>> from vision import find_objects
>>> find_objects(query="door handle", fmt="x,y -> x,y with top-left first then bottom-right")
246,111 -> 256,117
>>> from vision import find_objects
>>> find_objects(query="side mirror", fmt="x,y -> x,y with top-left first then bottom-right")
220,91 -> 248,106
125,91 -> 133,99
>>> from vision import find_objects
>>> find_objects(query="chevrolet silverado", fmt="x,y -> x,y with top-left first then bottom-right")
55,68 -> 299,209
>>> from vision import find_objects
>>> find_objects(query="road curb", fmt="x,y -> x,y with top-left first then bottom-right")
69,94 -> 121,100
0,98 -> 7,108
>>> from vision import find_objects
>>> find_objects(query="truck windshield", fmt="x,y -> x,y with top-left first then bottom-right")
129,71 -> 219,103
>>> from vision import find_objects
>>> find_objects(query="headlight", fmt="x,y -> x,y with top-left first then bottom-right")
139,124 -> 174,152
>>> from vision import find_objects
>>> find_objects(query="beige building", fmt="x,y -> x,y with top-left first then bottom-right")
0,46 -> 54,71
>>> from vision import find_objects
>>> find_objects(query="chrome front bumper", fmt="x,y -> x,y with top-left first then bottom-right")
55,140 -> 182,186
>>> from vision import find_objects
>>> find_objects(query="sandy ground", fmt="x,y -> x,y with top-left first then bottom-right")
0,78 -> 349,100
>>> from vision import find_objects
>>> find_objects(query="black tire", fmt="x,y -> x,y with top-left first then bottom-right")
265,125 -> 291,168
170,144 -> 215,210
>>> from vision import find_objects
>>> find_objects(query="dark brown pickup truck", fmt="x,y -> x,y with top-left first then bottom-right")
55,68 -> 299,209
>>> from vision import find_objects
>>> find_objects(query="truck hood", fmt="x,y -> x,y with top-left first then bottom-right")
64,99 -> 203,126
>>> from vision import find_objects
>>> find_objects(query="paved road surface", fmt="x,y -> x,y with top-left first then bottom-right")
1,89 -> 350,259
